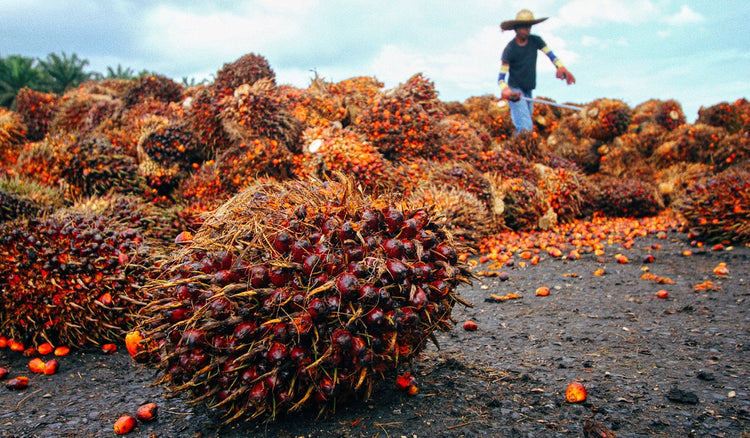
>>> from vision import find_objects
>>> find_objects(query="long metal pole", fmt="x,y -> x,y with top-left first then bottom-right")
520,96 -> 583,111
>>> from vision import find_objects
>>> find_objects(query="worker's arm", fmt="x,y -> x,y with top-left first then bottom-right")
497,62 -> 520,101
541,46 -> 575,85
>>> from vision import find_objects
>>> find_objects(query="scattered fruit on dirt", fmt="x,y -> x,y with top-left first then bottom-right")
0,366 -> 7,379
113,414 -> 137,434
713,262 -> 729,276
657,290 -> 670,299
54,346 -> 70,356
565,381 -> 587,403
102,343 -> 117,354
43,358 -> 59,375
37,342 -> 54,355
135,403 -> 158,422
463,320 -> 478,331
28,357 -> 46,373
535,286 -> 550,296
5,376 -> 29,390
396,372 -> 418,396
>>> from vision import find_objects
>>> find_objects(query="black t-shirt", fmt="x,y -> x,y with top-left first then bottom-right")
501,34 -> 546,92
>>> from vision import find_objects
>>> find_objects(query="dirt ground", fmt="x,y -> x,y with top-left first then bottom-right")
1,229 -> 748,438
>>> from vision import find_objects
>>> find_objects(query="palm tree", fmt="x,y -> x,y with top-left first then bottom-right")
0,54 -> 42,109
37,51 -> 96,95
106,64 -> 136,80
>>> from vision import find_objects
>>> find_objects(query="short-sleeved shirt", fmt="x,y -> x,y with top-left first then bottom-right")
501,34 -> 546,92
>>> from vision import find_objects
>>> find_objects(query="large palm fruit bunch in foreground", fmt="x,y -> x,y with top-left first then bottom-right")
676,166 -> 750,243
0,208 -> 159,348
128,175 -> 472,423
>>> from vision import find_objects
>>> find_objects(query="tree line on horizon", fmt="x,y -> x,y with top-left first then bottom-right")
0,51 -> 205,110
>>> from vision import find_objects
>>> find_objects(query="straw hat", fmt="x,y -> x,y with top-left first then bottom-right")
500,9 -> 548,31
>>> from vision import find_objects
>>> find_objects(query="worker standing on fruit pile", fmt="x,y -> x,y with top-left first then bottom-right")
498,9 -> 576,135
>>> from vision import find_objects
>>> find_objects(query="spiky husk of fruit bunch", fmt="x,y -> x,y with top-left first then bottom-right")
408,184 -> 499,245
422,160 -> 494,210
631,99 -> 686,131
353,84 -> 435,159
0,209 -> 159,347
14,88 -> 58,141
696,98 -> 750,134
473,147 -> 537,180
486,174 -> 545,231
129,174 -> 472,422
533,164 -> 588,223
214,53 -> 276,93
294,126 -> 389,192
650,123 -> 728,169
48,88 -> 122,136
429,115 -> 489,162
0,176 -> 65,222
0,108 -> 26,165
14,138 -> 62,187
599,135 -> 655,180
123,74 -> 183,107
501,131 -> 548,162
676,166 -> 750,243
398,73 -> 443,118
46,133 -> 146,198
464,95 -> 514,142
655,162 -> 712,207
625,123 -> 667,158
289,75 -> 347,128
711,131 -> 750,171
590,175 -> 664,218
220,79 -> 303,154
209,137 -> 293,194
579,98 -> 633,142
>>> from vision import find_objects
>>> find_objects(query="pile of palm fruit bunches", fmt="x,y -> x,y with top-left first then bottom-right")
0,51 -> 748,422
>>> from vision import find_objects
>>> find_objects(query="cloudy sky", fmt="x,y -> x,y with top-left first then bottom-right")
3,0 -> 749,121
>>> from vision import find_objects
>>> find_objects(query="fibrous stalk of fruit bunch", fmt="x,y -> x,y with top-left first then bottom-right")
676,166 -> 750,243
130,174 -> 472,423
422,160 -> 494,211
533,164 -> 588,224
220,78 -> 303,154
0,209 -> 159,347
589,175 -> 664,218
599,134 -> 655,180
486,174 -> 545,231
655,162 -> 712,207
580,98 -> 633,142
696,98 -> 750,134
408,184 -> 500,245
0,108 -> 27,165
650,123 -> 728,169
0,175 -> 66,222
14,88 -> 58,142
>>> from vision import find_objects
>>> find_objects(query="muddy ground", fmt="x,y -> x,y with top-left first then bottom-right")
1,229 -> 748,438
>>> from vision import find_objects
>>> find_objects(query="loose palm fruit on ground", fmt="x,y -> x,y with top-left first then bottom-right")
113,414 -> 137,435
566,382 -> 587,403
135,403 -> 158,422
131,174 -> 472,423
5,376 -> 29,390
0,367 -> 7,379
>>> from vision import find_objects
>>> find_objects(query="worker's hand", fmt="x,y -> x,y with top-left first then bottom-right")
557,67 -> 575,85
501,88 -> 521,102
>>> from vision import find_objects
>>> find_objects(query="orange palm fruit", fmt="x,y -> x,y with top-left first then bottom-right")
135,403 -> 158,422
125,331 -> 144,358
43,359 -> 59,375
28,358 -> 46,374
535,286 -> 550,296
713,262 -> 729,276
463,320 -> 478,331
113,415 -> 137,434
54,346 -> 70,356
5,376 -> 29,390
37,343 -> 54,355
657,290 -> 669,299
566,382 -> 587,403
102,343 -> 117,354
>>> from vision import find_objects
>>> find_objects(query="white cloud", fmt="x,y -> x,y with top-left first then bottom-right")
556,0 -> 657,27
664,5 -> 705,25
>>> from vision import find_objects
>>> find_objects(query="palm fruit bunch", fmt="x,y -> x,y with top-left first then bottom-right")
625,123 -> 667,158
487,174 -> 545,231
473,147 -> 536,180
0,207 -> 159,348
464,95 -> 515,142
590,175 -> 664,218
327,76 -> 384,125
533,164 -> 588,224
213,53 -> 276,93
47,87 -> 107,135
128,174 -> 472,422
429,115 -> 488,162
501,131 -> 547,162
599,135 -> 654,179
711,131 -> 750,170
288,75 -> 347,128
423,161 -> 494,210
408,184 -> 499,245
579,98 -> 633,142
696,98 -> 749,134
137,115 -> 206,199
530,96 -> 563,136
655,162 -> 711,207
0,108 -> 26,165
650,123 -> 728,169
546,119 -> 602,174
185,85 -> 232,152
220,78 -> 303,154
676,166 -> 750,243
0,176 -> 65,223
631,99 -> 686,131
122,74 -> 183,108
294,126 -> 390,192
352,76 -> 437,159
14,88 -> 58,141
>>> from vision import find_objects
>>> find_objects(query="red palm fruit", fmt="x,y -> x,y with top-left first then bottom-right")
9,339 -> 24,352
289,346 -> 310,366
291,238 -> 313,262
250,265 -> 270,288
29,358 -> 46,373
43,359 -> 59,375
98,292 -> 113,306
241,366 -> 260,383
53,346 -> 70,356
0,336 -> 7,348
233,321 -> 257,341
331,329 -> 352,350
113,414 -> 137,434
269,265 -> 291,287
383,207 -> 404,234
359,284 -> 379,304
399,218 -> 419,239
396,372 -> 416,391
339,221 -> 357,241
272,231 -> 293,254
0,366 -> 8,379
364,307 -> 385,329
326,294 -> 341,311
174,230 -> 193,244
248,381 -> 268,404
37,343 -> 54,355
566,382 -> 587,403
166,307 -> 189,323
385,259 -> 408,282
410,261 -> 432,281
322,217 -> 340,236
360,208 -> 380,232
181,329 -> 205,349
382,239 -> 404,259
306,298 -> 328,321
264,373 -> 280,390
302,254 -> 322,276
432,244 -> 458,264
410,287 -> 428,308
401,239 -> 416,259
350,335 -> 366,357
335,272 -> 359,299
268,342 -> 288,363
209,297 -> 232,320
417,229 -> 438,250
101,343 -> 117,354
343,245 -> 365,263
6,376 -> 29,390
463,320 -> 478,331
135,403 -> 158,422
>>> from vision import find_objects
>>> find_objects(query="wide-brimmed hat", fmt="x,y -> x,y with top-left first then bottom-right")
500,9 -> 548,31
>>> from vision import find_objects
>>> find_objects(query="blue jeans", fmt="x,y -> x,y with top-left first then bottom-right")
508,87 -> 533,135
